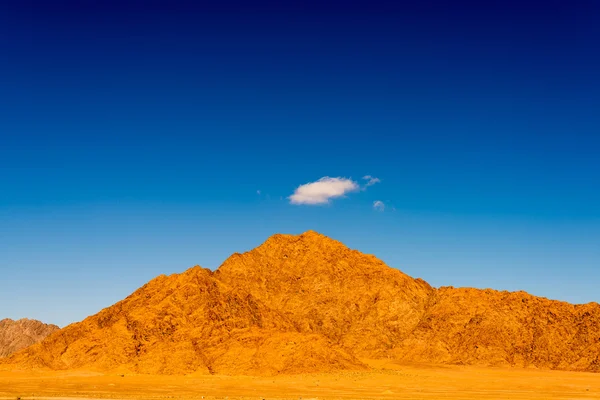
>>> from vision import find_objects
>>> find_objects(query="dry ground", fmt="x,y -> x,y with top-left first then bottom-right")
1,360 -> 599,400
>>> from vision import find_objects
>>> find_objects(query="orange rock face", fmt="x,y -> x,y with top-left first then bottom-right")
399,287 -> 600,371
3,231 -> 600,375
0,318 -> 59,358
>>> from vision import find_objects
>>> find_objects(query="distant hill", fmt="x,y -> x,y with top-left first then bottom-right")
0,318 -> 59,358
3,231 -> 599,375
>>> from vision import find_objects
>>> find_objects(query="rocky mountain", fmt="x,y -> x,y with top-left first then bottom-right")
0,318 -> 59,358
3,231 -> 599,375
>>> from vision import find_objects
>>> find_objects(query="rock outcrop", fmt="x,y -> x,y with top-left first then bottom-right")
0,318 -> 59,358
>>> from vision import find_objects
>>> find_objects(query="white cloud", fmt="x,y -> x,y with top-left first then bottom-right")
363,175 -> 381,187
289,177 -> 360,205
257,190 -> 261,195
373,200 -> 385,211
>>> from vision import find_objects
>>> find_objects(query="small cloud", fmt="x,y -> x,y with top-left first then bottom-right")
363,175 -> 381,187
373,200 -> 385,212
289,177 -> 360,205
257,190 -> 261,195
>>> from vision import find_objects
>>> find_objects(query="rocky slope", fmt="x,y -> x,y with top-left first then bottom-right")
0,318 -> 59,358
399,287 -> 600,371
4,265 -> 362,375
216,231 -> 434,357
3,231 -> 599,375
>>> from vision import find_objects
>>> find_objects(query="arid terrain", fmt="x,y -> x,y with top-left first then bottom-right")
1,360 -> 600,399
1,231 -> 599,398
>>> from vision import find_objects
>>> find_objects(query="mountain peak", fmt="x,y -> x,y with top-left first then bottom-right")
300,229 -> 327,238
256,230 -> 347,253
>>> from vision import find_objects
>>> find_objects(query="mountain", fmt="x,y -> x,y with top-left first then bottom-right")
0,318 -> 59,358
215,231 -> 434,358
3,264 -> 363,375
398,287 -> 600,370
218,231 -> 600,371
3,231 -> 600,375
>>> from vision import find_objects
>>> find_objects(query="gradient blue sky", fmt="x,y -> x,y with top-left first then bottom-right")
1,1 -> 599,327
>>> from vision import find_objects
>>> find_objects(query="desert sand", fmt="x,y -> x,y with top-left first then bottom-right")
1,360 -> 600,399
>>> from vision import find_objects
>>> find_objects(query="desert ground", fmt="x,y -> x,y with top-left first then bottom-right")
1,360 -> 599,400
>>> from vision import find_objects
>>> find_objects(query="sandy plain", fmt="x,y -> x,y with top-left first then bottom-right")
1,360 -> 600,400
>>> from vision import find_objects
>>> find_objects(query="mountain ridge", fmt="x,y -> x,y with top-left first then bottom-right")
3,231 -> 599,375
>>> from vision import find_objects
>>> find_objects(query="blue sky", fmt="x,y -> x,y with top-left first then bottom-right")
1,1 -> 599,327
